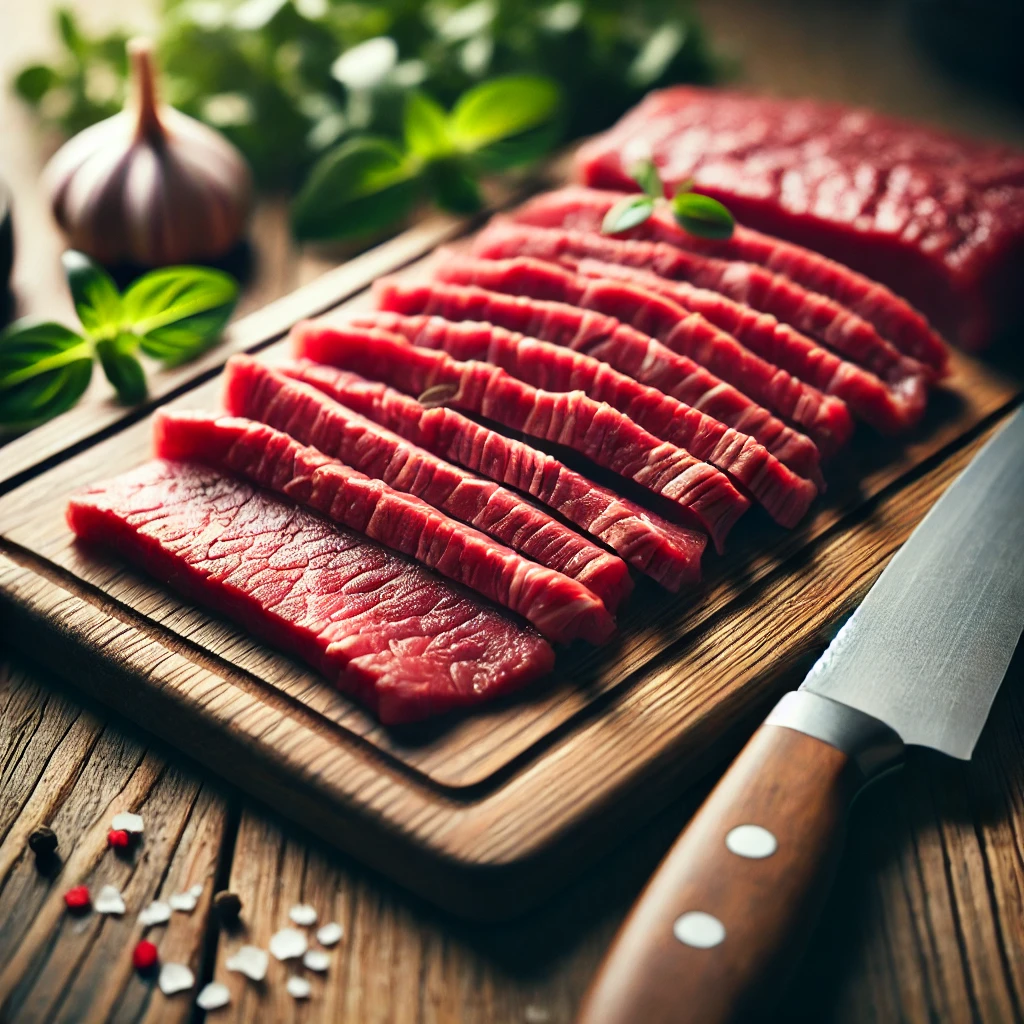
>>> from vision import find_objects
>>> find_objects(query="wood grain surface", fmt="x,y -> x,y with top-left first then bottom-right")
3,0 -> 1024,1020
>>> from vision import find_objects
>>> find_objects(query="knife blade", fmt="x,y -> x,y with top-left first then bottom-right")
576,408 -> 1024,1024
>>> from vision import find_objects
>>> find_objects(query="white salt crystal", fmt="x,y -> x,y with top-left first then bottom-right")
94,884 -> 125,915
196,981 -> 230,1010
189,883 -> 204,899
289,903 -> 317,926
169,891 -> 198,913
138,900 -> 171,927
269,927 -> 307,961
226,945 -> 269,982
316,922 -> 343,946
286,976 -> 311,999
303,949 -> 330,972
158,962 -> 194,995
111,812 -> 144,834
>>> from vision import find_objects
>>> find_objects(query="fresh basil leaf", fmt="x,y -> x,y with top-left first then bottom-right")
601,194 -> 655,235
404,90 -> 451,160
428,159 -> 483,215
0,319 -> 93,429
62,250 -> 123,338
630,159 -> 663,200
673,176 -> 696,197
96,334 -> 147,405
627,22 -> 685,89
671,191 -> 735,240
124,267 -> 239,366
56,8 -> 84,56
14,64 -> 58,103
449,74 -> 561,153
471,119 -> 561,172
292,136 -> 423,242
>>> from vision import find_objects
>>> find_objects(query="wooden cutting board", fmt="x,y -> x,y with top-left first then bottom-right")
0,215 -> 1019,920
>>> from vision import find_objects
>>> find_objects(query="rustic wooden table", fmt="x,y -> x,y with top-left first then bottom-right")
2,2 -> 1024,1021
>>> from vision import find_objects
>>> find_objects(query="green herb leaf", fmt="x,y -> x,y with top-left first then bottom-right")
448,74 -> 561,153
13,64 -> 58,103
601,194 -> 655,235
95,334 -> 147,405
428,159 -> 483,215
124,267 -> 239,366
630,159 -> 663,200
0,319 -> 93,430
671,191 -> 735,240
56,8 -> 84,56
62,250 -> 123,339
291,136 -> 422,242
403,90 -> 451,160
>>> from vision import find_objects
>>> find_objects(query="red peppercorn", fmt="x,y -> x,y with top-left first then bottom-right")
107,829 -> 130,849
63,885 -> 91,912
132,939 -> 159,972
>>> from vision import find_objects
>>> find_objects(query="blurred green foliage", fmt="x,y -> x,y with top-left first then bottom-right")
14,0 -> 721,189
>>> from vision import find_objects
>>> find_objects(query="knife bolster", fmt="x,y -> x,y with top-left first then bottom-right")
766,690 -> 904,782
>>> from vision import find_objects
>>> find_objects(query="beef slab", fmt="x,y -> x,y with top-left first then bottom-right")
154,410 -> 615,645
358,312 -> 817,528
432,253 -> 851,457
576,86 -> 1021,350
292,320 -> 750,551
223,355 -> 631,611
472,220 -> 927,433
282,360 -> 707,591
67,460 -> 554,724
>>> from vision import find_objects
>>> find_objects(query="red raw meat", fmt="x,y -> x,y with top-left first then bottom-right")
282,360 -> 706,591
67,460 -> 554,724
577,88 -> 1021,350
473,220 -> 927,433
359,312 -> 817,528
223,355 -> 630,612
154,410 -> 615,644
292,320 -> 750,552
430,253 -> 848,457
376,279 -> 823,486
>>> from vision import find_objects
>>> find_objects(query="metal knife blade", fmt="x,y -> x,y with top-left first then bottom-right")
802,407 -> 1024,759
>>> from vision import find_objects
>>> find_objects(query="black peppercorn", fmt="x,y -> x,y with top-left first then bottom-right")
28,825 -> 58,859
213,890 -> 242,925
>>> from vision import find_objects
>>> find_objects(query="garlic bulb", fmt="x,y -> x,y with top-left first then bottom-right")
44,39 -> 252,266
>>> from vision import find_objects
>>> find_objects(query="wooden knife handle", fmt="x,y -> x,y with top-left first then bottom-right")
576,692 -> 903,1024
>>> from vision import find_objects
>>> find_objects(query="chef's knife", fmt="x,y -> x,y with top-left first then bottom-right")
577,408 -> 1024,1024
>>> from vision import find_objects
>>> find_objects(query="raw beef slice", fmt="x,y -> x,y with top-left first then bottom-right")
67,460 -> 554,724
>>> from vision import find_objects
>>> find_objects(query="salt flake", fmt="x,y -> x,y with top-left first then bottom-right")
289,903 -> 317,926
286,976 -> 311,999
269,927 -> 307,961
316,922 -> 343,946
226,945 -> 268,982
169,891 -> 198,913
303,949 -> 330,972
158,962 -> 194,995
94,884 -> 126,915
196,981 -> 231,1010
139,900 -> 171,927
111,812 -> 144,834
189,883 -> 204,899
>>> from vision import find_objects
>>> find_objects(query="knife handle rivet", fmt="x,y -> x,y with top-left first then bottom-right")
672,911 -> 726,949
725,824 -> 777,859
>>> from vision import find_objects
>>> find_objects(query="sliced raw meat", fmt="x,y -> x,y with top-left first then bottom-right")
223,355 -> 630,612
292,321 -> 749,551
67,460 -> 554,724
512,187 -> 949,375
497,206 -> 932,399
577,86 -> 1021,351
429,254 -> 848,456
359,312 -> 816,528
473,220 -> 927,432
376,279 -> 823,486
282,360 -> 706,591
154,410 -> 615,645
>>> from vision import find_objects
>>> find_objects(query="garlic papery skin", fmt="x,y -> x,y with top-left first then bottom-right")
44,38 -> 252,267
